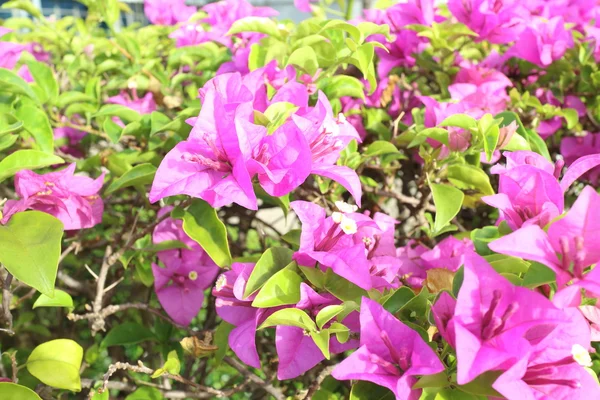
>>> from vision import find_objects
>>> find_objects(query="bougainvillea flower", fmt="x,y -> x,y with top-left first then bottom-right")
213,263 -> 274,368
0,27 -> 28,70
247,121 -> 312,198
276,284 -> 358,379
509,17 -> 574,67
144,0 -> 196,25
490,186 -> 600,289
560,133 -> 600,185
200,0 -> 278,36
483,151 -> 600,229
397,240 -> 429,288
1,164 -> 104,230
386,0 -> 437,27
492,305 -> 595,399
149,80 -> 260,209
107,90 -> 157,115
580,305 -> 600,341
292,201 -> 400,291
453,255 -> 567,384
535,89 -> 586,139
431,291 -> 457,347
482,164 -> 564,230
332,297 -> 444,399
449,0 -> 527,44
152,208 -> 219,326
421,236 -> 475,271
54,118 -> 88,158
292,92 -> 363,205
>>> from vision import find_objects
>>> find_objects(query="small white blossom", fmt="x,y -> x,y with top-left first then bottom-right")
340,215 -> 358,235
572,344 -> 593,367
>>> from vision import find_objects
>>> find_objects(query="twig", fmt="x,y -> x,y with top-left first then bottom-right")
92,361 -> 226,399
299,365 -> 335,399
224,356 -> 285,400
69,302 -> 187,330
363,187 -> 436,211
1,273 -> 14,335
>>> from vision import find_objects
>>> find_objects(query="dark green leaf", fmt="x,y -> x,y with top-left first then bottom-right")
102,322 -> 156,347
105,163 -> 156,194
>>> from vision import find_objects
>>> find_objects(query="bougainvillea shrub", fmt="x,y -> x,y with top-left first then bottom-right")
2,0 -> 600,398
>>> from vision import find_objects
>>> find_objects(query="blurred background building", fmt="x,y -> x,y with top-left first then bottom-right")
0,0 -> 321,24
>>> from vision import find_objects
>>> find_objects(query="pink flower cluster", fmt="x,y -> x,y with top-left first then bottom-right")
149,67 -> 363,209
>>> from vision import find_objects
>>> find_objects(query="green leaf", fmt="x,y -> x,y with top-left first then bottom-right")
321,75 -> 365,100
323,268 -> 368,302
350,381 -> 395,400
410,128 -> 449,148
180,199 -> 232,268
27,339 -> 83,392
0,120 -> 23,136
470,226 -> 500,256
103,118 -> 124,144
57,91 -> 96,109
383,286 -> 415,313
252,265 -> 303,307
0,68 -> 38,100
0,383 -> 42,399
150,111 -> 171,135
364,140 -> 399,157
26,61 -> 58,103
1,0 -> 42,18
263,102 -> 299,134
447,164 -> 495,197
139,240 -> 189,253
126,387 -> 163,400
357,21 -> 392,41
105,163 -> 156,194
310,330 -> 331,359
102,322 -> 156,347
481,121 -> 500,162
320,20 -> 362,43
495,111 -> 550,160
259,308 -> 317,331
103,0 -> 120,26
33,289 -> 74,311
244,247 -> 295,297
434,388 -> 486,400
562,108 -> 579,129
214,321 -> 234,366
0,150 -> 63,183
413,371 -> 450,389
151,351 -> 180,378
430,183 -> 464,233
439,114 -> 477,129
287,46 -> 319,75
15,105 -> 54,153
457,371 -> 503,397
300,265 -> 326,288
281,229 -> 301,247
522,262 -> 556,288
485,254 -> 530,275
227,17 -> 281,38
94,104 -> 141,123
316,305 -> 345,329
0,211 -> 63,296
